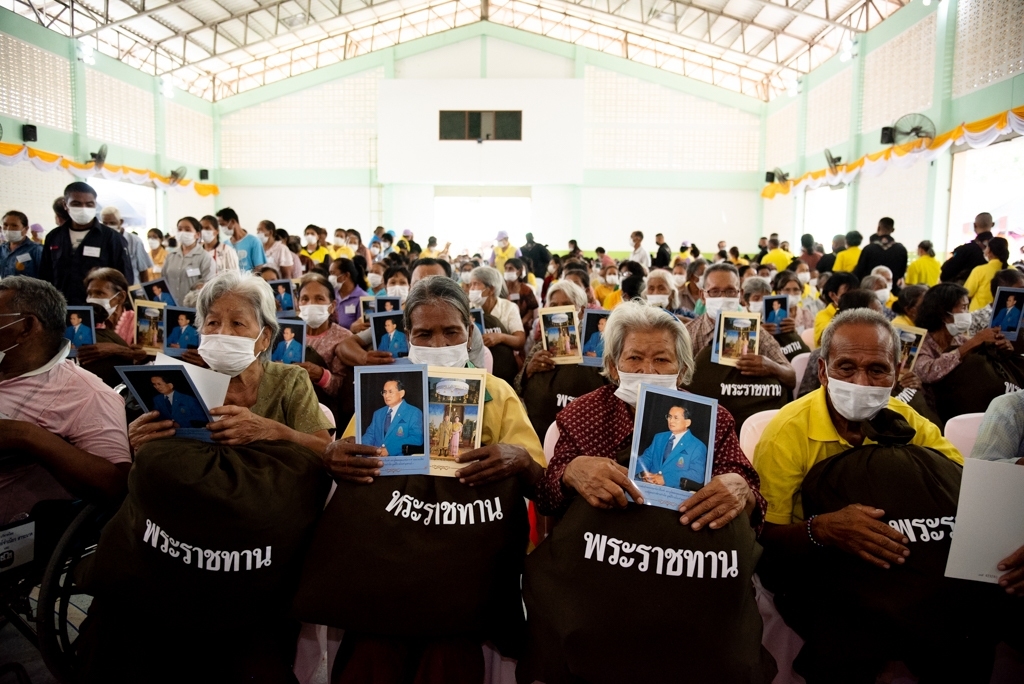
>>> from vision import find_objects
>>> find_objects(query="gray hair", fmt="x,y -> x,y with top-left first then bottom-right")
0,276 -> 66,353
194,270 -> 280,360
704,262 -> 740,282
602,300 -> 695,386
820,308 -> 900,368
645,269 -> 678,310
546,280 -> 587,311
871,265 -> 893,280
741,276 -> 772,300
99,206 -> 121,221
686,258 -> 708,280
469,266 -> 508,298
860,274 -> 887,290
405,275 -> 472,331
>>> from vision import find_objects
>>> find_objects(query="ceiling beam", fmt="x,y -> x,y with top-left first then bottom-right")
75,0 -> 193,37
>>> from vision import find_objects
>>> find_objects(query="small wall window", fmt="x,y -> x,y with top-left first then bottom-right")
439,111 -> 522,140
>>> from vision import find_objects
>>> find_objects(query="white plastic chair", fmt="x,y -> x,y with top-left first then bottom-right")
944,412 -> 985,457
800,328 -> 816,350
790,352 -> 811,399
543,422 -> 560,466
483,346 -> 494,374
318,403 -> 335,429
739,409 -> 780,465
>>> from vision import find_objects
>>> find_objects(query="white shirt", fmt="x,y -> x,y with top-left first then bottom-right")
489,298 -> 525,335
631,246 -> 651,270
70,228 -> 89,250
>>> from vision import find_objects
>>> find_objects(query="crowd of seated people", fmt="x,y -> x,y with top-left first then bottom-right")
4,188 -> 1024,683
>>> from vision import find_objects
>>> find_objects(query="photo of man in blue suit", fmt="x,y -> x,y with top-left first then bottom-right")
363,379 -> 424,456
64,311 -> 93,349
583,316 -> 607,357
167,313 -> 199,350
271,325 -> 303,364
635,405 -> 708,492
765,298 -> 787,326
993,294 -> 1021,333
150,374 -> 207,428
378,317 -> 408,356
149,283 -> 175,306
275,283 -> 294,312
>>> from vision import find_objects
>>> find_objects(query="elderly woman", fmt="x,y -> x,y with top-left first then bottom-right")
469,265 -> 525,349
77,268 -> 148,387
643,268 -> 689,318
516,280 -> 607,439
533,301 -> 766,534
678,258 -> 706,313
860,274 -> 896,319
891,284 -> 927,329
322,275 -> 545,681
561,265 -> 603,310
128,271 -> 332,454
164,217 -> 217,305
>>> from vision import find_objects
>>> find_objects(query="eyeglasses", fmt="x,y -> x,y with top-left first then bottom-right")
705,289 -> 740,298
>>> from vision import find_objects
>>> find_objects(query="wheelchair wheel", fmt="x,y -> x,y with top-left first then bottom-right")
35,505 -> 108,684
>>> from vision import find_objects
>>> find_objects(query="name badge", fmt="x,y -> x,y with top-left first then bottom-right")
345,305 -> 357,314
15,253 -> 31,263
186,267 -> 201,277
83,246 -> 101,258
509,293 -> 520,301
238,250 -> 248,260
153,265 -> 162,273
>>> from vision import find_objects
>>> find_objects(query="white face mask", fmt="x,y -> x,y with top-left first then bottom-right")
198,333 -> 261,377
0,315 -> 26,367
748,300 -> 764,314
328,275 -> 340,289
408,342 -> 470,368
797,272 -> 811,284
671,274 -> 687,288
704,297 -> 742,320
220,225 -> 233,239
647,294 -> 670,308
258,232 -> 270,244
148,238 -> 161,250
468,288 -> 486,306
874,288 -> 891,305
946,312 -> 972,336
304,234 -> 318,246
787,294 -> 801,309
697,275 -> 706,289
605,274 -> 619,286
86,294 -> 121,317
4,230 -> 25,243
333,236 -> 345,246
547,265 -> 557,275
613,371 -> 679,407
177,231 -> 197,247
387,284 -> 409,302
826,376 -> 892,422
347,240 -> 359,249
504,271 -> 519,282
368,273 -> 383,288
371,245 -> 381,255
298,304 -> 331,329
68,206 -> 97,225
459,272 -> 473,285
201,229 -> 216,244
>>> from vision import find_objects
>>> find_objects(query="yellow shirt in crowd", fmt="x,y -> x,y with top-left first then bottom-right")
342,370 -> 546,467
594,282 -> 615,303
421,248 -> 439,258
831,246 -> 862,273
813,303 -> 837,347
965,259 -> 1003,311
754,388 -> 963,525
331,245 -> 355,260
904,255 -> 940,286
492,244 -> 518,272
761,248 -> 794,273
603,289 -> 624,310
302,246 -> 332,264
891,314 -> 915,328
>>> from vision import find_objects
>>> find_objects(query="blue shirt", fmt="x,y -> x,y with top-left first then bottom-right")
0,239 -> 43,278
229,233 -> 266,272
636,430 -> 708,489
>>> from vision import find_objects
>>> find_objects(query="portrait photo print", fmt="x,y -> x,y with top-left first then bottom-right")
539,305 -> 582,365
991,287 -> 1024,341
893,324 -> 927,373
716,311 -> 760,367
762,295 -> 789,327
271,319 -> 306,364
269,279 -> 297,317
163,307 -> 200,358
64,306 -> 95,358
581,309 -> 610,367
116,365 -> 213,440
370,311 -> 409,358
628,386 -> 717,512
135,300 -> 166,355
427,367 -> 487,477
141,278 -> 176,306
355,365 -> 429,476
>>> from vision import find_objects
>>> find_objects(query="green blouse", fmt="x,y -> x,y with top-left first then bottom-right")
251,362 -> 333,434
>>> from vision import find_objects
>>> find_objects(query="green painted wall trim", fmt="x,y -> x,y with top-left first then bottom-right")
582,170 -> 762,190
218,169 -> 373,186
0,114 -> 75,155
0,7 -> 69,57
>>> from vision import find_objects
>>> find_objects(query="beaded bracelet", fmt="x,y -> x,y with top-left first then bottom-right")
806,514 -> 825,548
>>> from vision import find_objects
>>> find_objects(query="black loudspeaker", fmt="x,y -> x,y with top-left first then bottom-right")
22,125 -> 37,142
199,169 -> 209,180
880,127 -> 895,145
765,171 -> 776,183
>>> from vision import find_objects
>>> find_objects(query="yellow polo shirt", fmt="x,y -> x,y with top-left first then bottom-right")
891,314 -> 915,329
965,259 -> 1003,312
342,370 -> 545,467
813,303 -> 837,346
905,255 -> 940,286
885,293 -> 898,309
753,388 -> 962,525
331,245 -> 355,260
302,246 -> 332,264
761,248 -> 794,273
602,289 -> 624,310
831,246 -> 862,273
421,248 -> 439,258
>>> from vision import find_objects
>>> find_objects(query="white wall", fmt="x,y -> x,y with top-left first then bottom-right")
215,186 -> 374,234
166,187 -> 216,227
377,79 -> 585,185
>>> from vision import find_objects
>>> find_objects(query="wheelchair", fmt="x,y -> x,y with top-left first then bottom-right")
1,502 -> 112,684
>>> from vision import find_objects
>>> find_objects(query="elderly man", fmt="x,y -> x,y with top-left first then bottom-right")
685,263 -> 796,396
636,404 -> 707,491
0,276 -> 131,526
39,182 -> 134,304
362,379 -> 424,456
1,210 -> 43,278
100,206 -> 153,284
